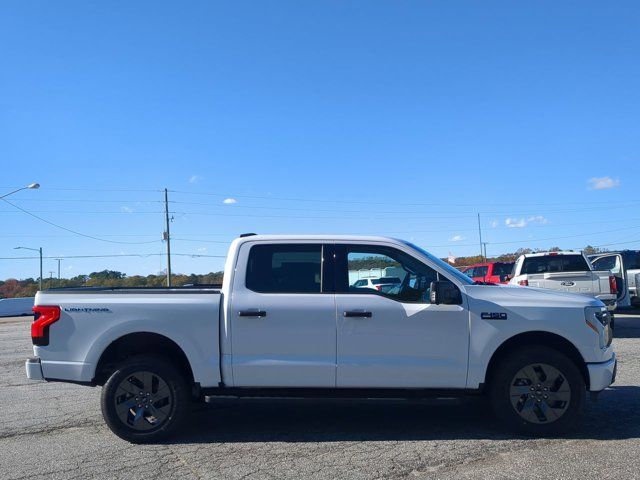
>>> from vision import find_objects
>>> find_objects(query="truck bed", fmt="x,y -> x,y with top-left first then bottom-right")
31,287 -> 223,387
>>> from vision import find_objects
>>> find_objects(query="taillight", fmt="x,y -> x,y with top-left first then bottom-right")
32,305 -> 61,346
609,275 -> 617,295
518,279 -> 529,286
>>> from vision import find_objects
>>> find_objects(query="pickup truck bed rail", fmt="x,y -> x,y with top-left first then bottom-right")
42,286 -> 222,294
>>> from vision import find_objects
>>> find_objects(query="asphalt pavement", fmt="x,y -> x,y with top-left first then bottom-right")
1,313 -> 639,479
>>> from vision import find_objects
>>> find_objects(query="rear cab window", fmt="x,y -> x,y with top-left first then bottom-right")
521,254 -> 590,274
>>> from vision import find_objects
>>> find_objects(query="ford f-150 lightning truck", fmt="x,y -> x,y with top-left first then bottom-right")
26,235 -> 617,442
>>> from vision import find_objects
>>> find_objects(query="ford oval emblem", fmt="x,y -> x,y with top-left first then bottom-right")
560,281 -> 575,287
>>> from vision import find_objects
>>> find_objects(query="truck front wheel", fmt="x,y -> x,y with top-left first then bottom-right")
101,355 -> 189,443
488,346 -> 586,435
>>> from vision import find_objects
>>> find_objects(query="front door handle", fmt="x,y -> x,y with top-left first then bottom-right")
344,310 -> 372,318
238,310 -> 267,317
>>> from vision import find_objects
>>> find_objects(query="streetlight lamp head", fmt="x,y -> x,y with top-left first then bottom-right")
27,183 -> 40,189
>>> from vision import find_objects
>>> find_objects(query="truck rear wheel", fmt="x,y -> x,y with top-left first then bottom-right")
101,355 -> 189,443
488,346 -> 586,435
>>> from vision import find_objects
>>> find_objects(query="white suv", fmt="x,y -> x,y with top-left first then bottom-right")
352,276 -> 401,293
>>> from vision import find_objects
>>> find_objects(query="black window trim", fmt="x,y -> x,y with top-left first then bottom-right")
244,243 -> 333,295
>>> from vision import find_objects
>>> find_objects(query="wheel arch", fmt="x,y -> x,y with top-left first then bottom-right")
93,332 -> 195,388
483,331 -> 590,390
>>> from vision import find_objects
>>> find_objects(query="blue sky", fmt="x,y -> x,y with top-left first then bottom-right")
1,1 -> 639,279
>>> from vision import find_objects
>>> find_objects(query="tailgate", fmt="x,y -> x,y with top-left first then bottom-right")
532,271 -> 596,293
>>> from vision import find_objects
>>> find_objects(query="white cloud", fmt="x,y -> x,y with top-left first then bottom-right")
505,215 -> 548,228
189,175 -> 204,184
450,235 -> 465,242
527,215 -> 548,224
489,220 -> 498,228
222,198 -> 237,204
505,217 -> 527,228
588,176 -> 620,190
121,206 -> 134,213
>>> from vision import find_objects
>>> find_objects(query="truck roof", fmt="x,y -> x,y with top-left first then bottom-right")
519,251 -> 581,258
234,234 -> 404,244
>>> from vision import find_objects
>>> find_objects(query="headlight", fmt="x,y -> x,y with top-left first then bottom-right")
585,306 -> 612,348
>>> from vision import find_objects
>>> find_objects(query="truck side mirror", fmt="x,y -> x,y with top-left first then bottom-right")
430,281 -> 462,305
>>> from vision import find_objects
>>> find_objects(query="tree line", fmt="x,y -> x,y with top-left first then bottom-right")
0,270 -> 224,298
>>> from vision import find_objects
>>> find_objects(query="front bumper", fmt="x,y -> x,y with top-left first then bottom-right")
587,353 -> 617,392
25,357 -> 44,381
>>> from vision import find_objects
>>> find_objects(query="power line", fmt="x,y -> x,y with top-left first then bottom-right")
165,199 -> 630,216
0,253 -> 226,260
4,184 -> 629,208
5,216 -> 640,238
168,189 -> 637,208
6,198 -> 163,204
0,210 -> 165,215
0,198 -> 163,245
0,186 -> 162,193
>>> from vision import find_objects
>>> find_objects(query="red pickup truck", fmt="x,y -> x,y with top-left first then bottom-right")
461,262 -> 514,284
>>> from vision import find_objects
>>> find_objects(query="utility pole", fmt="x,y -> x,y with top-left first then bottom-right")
15,246 -> 43,290
56,259 -> 62,280
477,213 -> 484,262
164,188 -> 172,287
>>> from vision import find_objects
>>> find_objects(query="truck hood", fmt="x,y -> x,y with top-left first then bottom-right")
464,284 -> 604,308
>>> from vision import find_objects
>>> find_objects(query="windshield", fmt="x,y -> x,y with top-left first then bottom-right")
401,241 -> 474,285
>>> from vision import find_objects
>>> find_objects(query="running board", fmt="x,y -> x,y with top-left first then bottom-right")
203,387 -> 479,402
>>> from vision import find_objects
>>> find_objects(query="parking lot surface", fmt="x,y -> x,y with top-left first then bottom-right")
1,313 -> 639,480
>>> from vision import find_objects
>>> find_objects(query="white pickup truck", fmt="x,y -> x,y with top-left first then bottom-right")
590,250 -> 640,309
26,235 -> 617,443
509,251 -> 618,311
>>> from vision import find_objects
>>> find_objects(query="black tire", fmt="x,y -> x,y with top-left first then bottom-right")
488,346 -> 586,436
101,355 -> 189,443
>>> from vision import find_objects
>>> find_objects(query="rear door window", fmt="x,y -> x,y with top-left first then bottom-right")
246,244 -> 324,293
475,266 -> 488,277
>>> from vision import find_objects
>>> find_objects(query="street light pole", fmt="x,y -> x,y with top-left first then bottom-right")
3,183 -> 43,290
14,246 -> 43,290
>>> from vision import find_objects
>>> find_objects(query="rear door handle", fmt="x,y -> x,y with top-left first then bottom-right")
344,310 -> 372,318
238,310 -> 267,317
